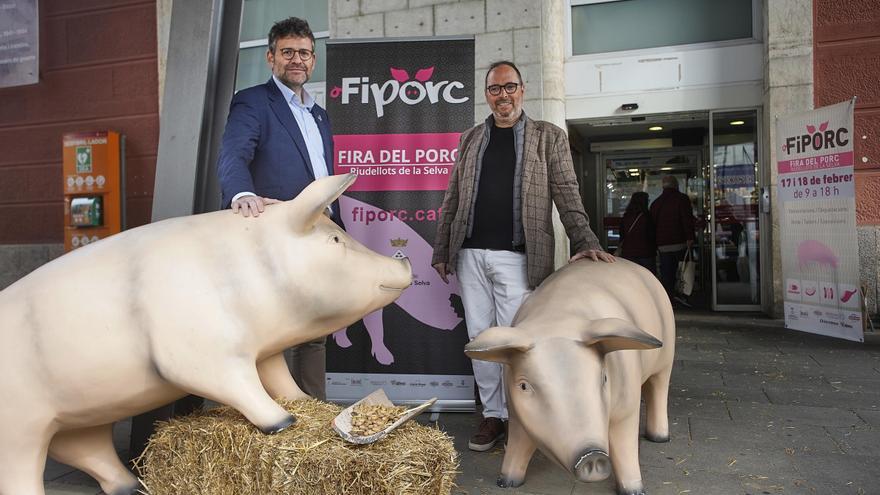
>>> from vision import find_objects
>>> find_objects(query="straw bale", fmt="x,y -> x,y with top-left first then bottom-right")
135,399 -> 458,495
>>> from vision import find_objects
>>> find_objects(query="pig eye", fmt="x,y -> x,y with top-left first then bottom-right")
517,381 -> 531,392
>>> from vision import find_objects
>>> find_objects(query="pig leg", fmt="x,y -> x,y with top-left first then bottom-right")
0,424 -> 51,495
257,352 -> 310,400
332,327 -> 353,348
158,358 -> 295,434
47,424 -> 139,495
364,310 -> 394,365
608,410 -> 645,495
642,366 -> 672,443
496,416 -> 536,488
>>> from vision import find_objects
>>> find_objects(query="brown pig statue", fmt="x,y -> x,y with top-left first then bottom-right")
465,258 -> 675,495
0,173 -> 412,495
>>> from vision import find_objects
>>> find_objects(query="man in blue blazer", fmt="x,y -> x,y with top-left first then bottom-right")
217,16 -> 334,399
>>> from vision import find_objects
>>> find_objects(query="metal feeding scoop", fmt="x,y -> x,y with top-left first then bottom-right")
333,389 -> 437,444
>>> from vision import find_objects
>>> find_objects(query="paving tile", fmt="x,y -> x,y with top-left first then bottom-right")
726,402 -> 863,428
670,384 -> 770,403
43,459 -> 78,481
789,451 -> 878,494
670,369 -> 726,389
764,385 -> 880,410
688,416 -> 842,454
824,375 -> 880,393
853,407 -> 880,427
722,370 -> 831,390
44,482 -> 101,495
825,426 -> 880,457
669,395 -> 731,421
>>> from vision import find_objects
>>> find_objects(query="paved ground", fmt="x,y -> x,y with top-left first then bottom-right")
45,312 -> 880,494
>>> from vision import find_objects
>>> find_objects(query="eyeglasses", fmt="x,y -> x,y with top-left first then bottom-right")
486,82 -> 520,96
277,48 -> 314,61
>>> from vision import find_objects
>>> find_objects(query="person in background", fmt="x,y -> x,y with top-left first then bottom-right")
431,60 -> 614,453
650,175 -> 695,306
619,191 -> 656,274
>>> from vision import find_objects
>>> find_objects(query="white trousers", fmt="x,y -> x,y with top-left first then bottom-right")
457,248 -> 531,420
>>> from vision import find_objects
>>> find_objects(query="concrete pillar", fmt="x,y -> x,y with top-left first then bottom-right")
763,0 -> 814,317
541,0 -> 571,270
157,0 -> 173,117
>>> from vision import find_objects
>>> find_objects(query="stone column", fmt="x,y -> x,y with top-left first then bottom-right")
542,0 -> 571,269
157,0 -> 173,117
763,0 -> 814,316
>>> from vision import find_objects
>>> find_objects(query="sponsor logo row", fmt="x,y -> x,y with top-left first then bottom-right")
785,278 -> 860,308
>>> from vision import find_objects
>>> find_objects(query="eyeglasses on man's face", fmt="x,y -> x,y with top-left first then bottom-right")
486,82 -> 520,96
277,48 -> 314,62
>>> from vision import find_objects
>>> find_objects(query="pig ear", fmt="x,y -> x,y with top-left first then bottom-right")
581,318 -> 662,355
288,173 -> 357,232
465,326 -> 534,363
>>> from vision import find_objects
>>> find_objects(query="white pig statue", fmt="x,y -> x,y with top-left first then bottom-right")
0,173 -> 412,495
465,258 -> 675,495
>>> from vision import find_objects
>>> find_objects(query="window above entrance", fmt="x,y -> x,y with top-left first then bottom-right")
570,0 -> 756,56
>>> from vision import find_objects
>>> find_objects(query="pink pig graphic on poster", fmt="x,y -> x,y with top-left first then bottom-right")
796,239 -> 838,270
333,195 -> 462,365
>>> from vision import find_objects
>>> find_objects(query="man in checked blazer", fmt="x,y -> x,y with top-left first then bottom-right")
216,17 -> 334,400
432,61 -> 614,452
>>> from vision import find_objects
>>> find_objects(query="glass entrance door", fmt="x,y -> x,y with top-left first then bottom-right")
710,110 -> 762,309
602,150 -> 708,307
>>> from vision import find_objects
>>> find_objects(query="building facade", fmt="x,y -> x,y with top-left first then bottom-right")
0,0 -> 876,320
0,0 -> 160,285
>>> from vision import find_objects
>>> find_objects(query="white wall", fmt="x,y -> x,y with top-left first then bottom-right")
565,41 -> 764,120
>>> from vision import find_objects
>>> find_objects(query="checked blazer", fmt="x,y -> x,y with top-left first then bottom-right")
432,115 -> 600,288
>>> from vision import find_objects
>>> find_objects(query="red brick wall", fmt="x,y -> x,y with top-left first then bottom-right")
814,0 -> 880,225
0,0 -> 159,243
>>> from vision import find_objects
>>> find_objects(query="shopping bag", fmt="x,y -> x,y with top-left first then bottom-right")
676,250 -> 696,296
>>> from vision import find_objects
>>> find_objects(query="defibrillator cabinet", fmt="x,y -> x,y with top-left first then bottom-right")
62,131 -> 125,251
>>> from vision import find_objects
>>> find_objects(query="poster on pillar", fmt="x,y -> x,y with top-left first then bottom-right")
776,99 -> 862,341
325,37 -> 476,407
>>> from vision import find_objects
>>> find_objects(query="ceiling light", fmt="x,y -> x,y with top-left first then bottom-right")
649,126 -> 663,131
730,120 -> 745,126
628,168 -> 640,173
661,167 -> 673,171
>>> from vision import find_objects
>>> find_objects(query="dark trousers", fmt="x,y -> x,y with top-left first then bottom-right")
284,336 -> 327,400
658,249 -> 686,298
625,255 -> 657,275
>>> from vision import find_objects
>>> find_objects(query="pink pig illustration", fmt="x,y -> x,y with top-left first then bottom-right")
333,196 -> 462,365
797,239 -> 838,270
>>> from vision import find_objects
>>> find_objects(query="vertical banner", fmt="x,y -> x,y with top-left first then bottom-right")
325,38 -> 475,407
776,100 -> 863,341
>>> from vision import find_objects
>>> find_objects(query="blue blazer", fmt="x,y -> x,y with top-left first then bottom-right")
217,78 -> 338,222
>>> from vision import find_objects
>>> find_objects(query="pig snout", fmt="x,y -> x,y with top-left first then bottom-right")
574,449 -> 611,482
380,257 -> 413,291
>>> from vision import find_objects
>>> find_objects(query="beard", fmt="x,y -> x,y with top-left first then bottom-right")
275,63 -> 310,88
493,99 -> 517,118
